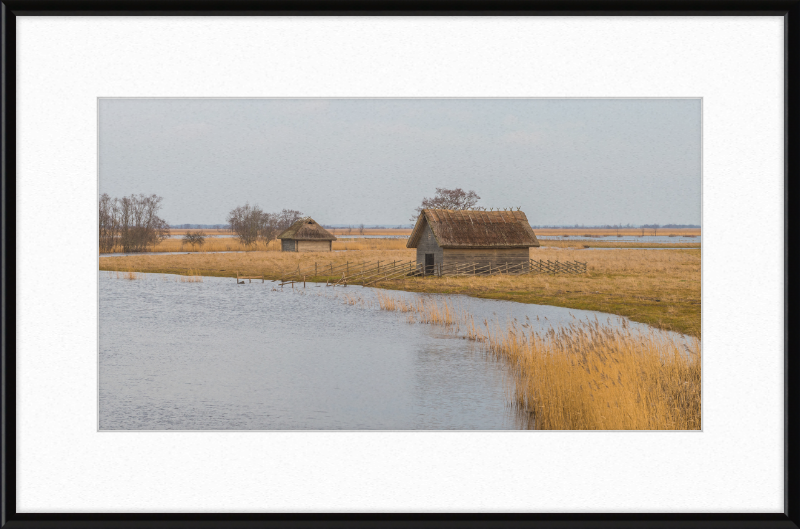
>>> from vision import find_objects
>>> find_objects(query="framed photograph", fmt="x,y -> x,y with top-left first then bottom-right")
3,2 -> 795,526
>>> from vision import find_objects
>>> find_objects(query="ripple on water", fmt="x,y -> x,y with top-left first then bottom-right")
99,272 -> 687,430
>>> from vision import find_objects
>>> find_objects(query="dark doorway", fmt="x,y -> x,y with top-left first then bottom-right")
425,254 -> 435,275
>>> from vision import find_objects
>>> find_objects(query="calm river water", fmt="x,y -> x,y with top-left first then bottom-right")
99,272 -> 685,430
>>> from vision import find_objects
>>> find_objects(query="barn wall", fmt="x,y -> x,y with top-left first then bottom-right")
443,248 -> 530,270
297,240 -> 332,252
281,239 -> 296,252
415,223 -> 444,269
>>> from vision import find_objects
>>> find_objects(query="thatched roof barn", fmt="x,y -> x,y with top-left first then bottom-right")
407,209 -> 540,273
277,217 -> 337,252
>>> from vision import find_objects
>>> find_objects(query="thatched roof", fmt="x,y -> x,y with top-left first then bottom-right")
407,209 -> 540,249
277,217 -> 337,241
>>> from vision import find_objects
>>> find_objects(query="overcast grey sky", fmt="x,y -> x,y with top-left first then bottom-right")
99,98 -> 701,226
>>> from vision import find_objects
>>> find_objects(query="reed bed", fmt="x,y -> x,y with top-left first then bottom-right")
375,292 -> 459,326
105,237 -> 280,254
166,228 -> 410,238
328,228 -> 411,237
169,228 -> 232,236
486,318 -> 700,430
180,269 -> 204,282
341,293 -> 368,307
543,240 -> 700,249
100,236 -> 411,254
101,232 -> 698,254
373,291 -> 700,430
332,239 -> 409,251
534,228 -> 700,237
106,269 -> 205,283
113,270 -> 142,280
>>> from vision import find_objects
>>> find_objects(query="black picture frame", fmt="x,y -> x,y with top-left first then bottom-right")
2,1 -> 795,527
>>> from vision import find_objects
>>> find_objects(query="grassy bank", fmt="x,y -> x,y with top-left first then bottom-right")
379,249 -> 700,338
100,246 -> 700,338
373,292 -> 700,430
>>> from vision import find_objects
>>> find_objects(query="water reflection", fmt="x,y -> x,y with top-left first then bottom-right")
99,272 -> 685,430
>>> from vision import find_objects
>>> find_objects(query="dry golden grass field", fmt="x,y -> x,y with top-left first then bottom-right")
100,244 -> 700,338
327,227 -> 700,237
101,234 -> 699,254
542,240 -> 700,249
169,228 -> 232,236
165,227 -> 699,238
170,227 -> 413,237
102,237 -> 412,253
328,228 -> 411,236
534,227 -> 700,237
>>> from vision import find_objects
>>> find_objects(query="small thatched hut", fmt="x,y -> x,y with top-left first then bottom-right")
407,209 -> 540,273
277,217 -> 337,252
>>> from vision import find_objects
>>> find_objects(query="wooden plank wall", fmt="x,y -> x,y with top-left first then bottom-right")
442,248 -> 530,268
415,223 -> 444,268
281,239 -> 296,252
297,240 -> 332,252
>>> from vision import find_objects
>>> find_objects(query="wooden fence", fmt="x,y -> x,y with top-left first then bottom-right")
417,259 -> 586,278
528,259 -> 587,275
247,258 -> 586,287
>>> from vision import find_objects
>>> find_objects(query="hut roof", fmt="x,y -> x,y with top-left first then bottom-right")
407,209 -> 540,249
277,217 -> 337,241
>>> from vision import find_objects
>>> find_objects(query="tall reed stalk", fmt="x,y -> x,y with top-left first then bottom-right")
374,292 -> 700,430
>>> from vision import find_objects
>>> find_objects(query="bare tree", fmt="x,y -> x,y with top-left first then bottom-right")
99,193 -> 120,253
263,209 -> 303,249
99,193 -> 170,253
358,223 -> 365,235
227,206 -> 304,250
410,187 -> 481,221
276,209 -> 303,231
182,230 -> 206,250
227,203 -> 264,248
